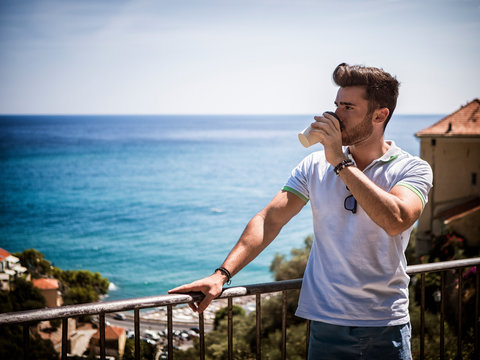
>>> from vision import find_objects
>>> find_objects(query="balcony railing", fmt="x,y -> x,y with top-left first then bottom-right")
1,258 -> 479,360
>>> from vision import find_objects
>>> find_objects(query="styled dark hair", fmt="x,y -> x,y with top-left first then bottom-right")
332,63 -> 400,127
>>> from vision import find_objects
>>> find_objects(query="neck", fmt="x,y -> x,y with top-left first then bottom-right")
348,135 -> 389,171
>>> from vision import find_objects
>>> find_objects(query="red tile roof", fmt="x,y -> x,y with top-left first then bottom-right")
33,278 -> 60,290
0,248 -> 10,261
415,98 -> 480,137
93,325 -> 125,340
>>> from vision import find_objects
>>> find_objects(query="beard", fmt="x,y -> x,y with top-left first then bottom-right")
341,111 -> 374,146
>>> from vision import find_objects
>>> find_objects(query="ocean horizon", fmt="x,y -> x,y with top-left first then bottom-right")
0,114 -> 443,301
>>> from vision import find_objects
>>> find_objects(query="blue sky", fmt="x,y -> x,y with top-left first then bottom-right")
0,0 -> 479,115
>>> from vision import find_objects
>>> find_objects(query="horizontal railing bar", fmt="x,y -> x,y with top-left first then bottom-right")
219,278 -> 303,298
1,258 -> 479,326
0,278 -> 303,325
0,293 -> 196,324
406,258 -> 480,274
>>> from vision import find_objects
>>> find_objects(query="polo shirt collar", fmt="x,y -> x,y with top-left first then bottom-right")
343,140 -> 402,168
376,141 -> 402,163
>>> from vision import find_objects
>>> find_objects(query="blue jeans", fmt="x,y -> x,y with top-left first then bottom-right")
308,321 -> 412,360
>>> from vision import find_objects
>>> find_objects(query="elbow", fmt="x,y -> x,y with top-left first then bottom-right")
382,214 -> 413,237
375,195 -> 422,237
384,225 -> 404,237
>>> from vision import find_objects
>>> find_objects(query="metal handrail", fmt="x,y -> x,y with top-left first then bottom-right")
406,257 -> 480,273
2,259 -> 478,325
0,257 -> 479,360
0,278 -> 302,325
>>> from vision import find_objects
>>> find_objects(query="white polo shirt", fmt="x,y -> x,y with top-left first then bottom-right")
283,141 -> 433,326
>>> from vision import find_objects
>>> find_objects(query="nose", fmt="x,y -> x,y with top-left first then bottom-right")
335,109 -> 347,123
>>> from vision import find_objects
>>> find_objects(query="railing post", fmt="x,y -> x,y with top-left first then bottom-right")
440,272 -> 445,360
62,318 -> 68,359
167,305 -> 173,360
256,294 -> 262,360
199,312 -> 205,360
306,320 -> 310,359
281,291 -> 287,360
23,323 -> 29,360
475,266 -> 479,359
458,268 -> 463,360
228,297 -> 233,360
99,312 -> 106,360
420,273 -> 425,360
134,309 -> 140,360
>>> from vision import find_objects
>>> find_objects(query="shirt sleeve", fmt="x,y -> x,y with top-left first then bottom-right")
395,158 -> 433,208
282,154 -> 313,203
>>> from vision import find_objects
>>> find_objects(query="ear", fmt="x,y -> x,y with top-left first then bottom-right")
373,107 -> 389,125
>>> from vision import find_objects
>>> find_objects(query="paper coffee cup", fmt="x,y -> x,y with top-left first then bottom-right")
298,125 -> 314,148
298,111 -> 342,148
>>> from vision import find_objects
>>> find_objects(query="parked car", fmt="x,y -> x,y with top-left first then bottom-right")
144,329 -> 160,341
113,313 -> 126,320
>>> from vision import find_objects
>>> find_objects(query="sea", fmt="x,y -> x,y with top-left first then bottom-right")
0,114 -> 442,301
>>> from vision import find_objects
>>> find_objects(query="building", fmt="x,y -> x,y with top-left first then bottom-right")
90,325 -> 126,359
415,98 -> 480,254
37,318 -> 77,354
0,273 -> 10,291
68,327 -> 98,358
0,248 -> 29,291
32,278 -> 63,308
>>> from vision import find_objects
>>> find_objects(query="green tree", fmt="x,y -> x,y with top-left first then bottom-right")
214,304 -> 245,329
205,310 -> 254,359
0,291 -> 13,313
270,235 -> 312,281
14,248 -> 55,278
15,249 -> 109,306
0,325 -> 59,360
0,278 -> 57,360
9,277 -> 46,311
55,269 -> 109,305
123,338 -> 156,360
261,322 -> 308,360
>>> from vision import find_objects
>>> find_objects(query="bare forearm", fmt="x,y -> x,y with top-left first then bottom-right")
339,166 -> 420,236
221,212 -> 282,276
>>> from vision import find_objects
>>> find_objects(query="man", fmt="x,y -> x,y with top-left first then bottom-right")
170,63 -> 433,359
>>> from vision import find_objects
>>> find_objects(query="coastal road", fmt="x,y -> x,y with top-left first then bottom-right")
104,313 -> 213,333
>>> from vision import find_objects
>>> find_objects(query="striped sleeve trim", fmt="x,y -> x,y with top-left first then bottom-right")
282,186 -> 309,203
396,182 -> 426,208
